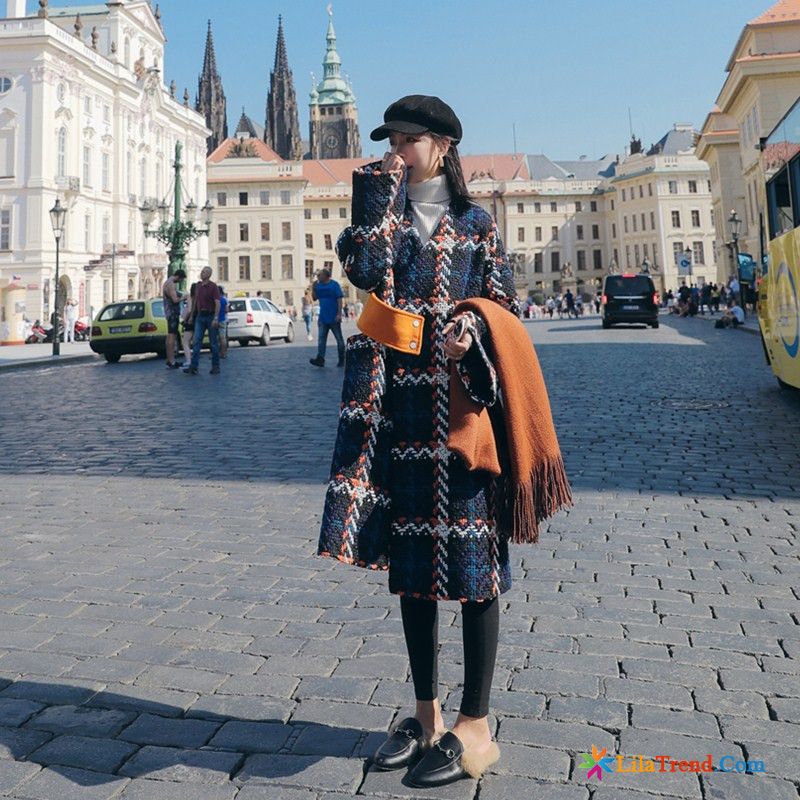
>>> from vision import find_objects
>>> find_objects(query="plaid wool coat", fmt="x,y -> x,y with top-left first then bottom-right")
318,163 -> 521,602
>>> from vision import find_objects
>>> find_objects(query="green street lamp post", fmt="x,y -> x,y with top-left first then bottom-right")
49,198 -> 67,357
728,209 -> 744,318
139,141 -> 213,283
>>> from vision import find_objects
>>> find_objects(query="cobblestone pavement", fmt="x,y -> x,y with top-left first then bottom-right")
0,314 -> 797,800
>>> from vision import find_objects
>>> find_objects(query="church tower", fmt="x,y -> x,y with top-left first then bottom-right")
308,9 -> 361,160
265,16 -> 303,161
196,20 -> 228,155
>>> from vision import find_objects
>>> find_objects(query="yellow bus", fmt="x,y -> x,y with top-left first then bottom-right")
760,97 -> 800,391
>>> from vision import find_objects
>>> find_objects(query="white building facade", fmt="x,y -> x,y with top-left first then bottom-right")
0,0 -> 209,336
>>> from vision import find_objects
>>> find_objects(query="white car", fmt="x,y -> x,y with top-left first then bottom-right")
226,297 -> 294,346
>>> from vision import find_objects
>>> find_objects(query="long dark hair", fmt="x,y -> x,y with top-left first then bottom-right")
432,135 -> 471,213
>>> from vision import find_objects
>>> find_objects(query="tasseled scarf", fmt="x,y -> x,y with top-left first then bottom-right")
448,298 -> 573,543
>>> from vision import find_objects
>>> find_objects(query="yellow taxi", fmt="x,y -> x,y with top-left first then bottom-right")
90,298 -> 168,363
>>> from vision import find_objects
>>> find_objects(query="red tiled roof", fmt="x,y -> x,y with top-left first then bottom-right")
207,137 -> 284,163
749,0 -> 800,25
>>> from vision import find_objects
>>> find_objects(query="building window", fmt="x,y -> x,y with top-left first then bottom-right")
139,157 -> 146,198
535,226 -> 542,242
534,252 -> 543,273
650,211 -> 655,230
638,185 -> 643,199
0,209 -> 10,250
217,223 -> 227,243
239,223 -> 249,242
281,190 -> 291,205
323,260 -> 333,270
83,95 -> 92,115
305,259 -> 314,278
101,152 -> 110,192
260,222 -> 270,241
305,233 -> 313,248
692,241 -> 705,264
304,208 -> 311,219
611,223 -> 616,238
340,207 -> 347,218
688,180 -> 697,194
610,199 -> 615,211
239,192 -> 248,206
691,209 -> 701,227
590,200 -> 597,212
281,253 -> 293,280
576,224 -> 584,240
550,201 -> 557,212
517,202 -> 524,213
640,213 -> 645,231
625,245 -> 631,268
217,192 -> 227,206
624,216 -> 628,233
575,201 -> 582,212
577,250 -> 586,270
671,210 -> 680,228
591,224 -> 599,239
550,251 -> 560,272
634,244 -> 640,264
83,146 -> 92,187
643,243 -> 649,259
217,256 -> 229,281
534,202 -> 541,213
613,248 -> 619,264
668,180 -> 677,194
672,241 -> 685,264
622,189 -> 626,202
282,221 -> 291,240
126,152 -> 132,195
321,207 -> 329,219
102,216 -> 110,249
238,255 -> 251,281
593,249 -> 602,270
84,214 -> 91,252
260,190 -> 270,205
517,227 -> 525,243
551,225 -> 558,241
260,254 -> 272,280
324,233 -> 333,250
632,216 -> 637,232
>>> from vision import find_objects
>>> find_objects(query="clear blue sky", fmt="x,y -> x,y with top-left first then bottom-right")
47,0 -> 769,159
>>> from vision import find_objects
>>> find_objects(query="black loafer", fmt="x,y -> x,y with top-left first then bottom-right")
406,730 -> 466,787
373,717 -> 425,770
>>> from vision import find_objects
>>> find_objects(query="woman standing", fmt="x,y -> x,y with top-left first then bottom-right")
318,96 -> 570,788
301,289 -> 314,341
179,282 -> 197,365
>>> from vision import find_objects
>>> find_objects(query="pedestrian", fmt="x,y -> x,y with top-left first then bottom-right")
309,268 -> 345,367
218,285 -> 228,359
710,283 -> 720,314
184,266 -> 221,375
180,282 -> 196,363
301,289 -> 314,341
546,295 -> 556,318
162,269 -> 186,369
565,288 -> 575,318
63,298 -> 78,343
317,95 -> 571,788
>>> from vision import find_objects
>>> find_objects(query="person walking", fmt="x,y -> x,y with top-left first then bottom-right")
63,298 -> 78,343
179,282 -> 197,365
309,268 -> 345,367
301,289 -> 314,341
218,285 -> 229,359
317,95 -> 571,789
184,266 -> 221,375
162,269 -> 186,368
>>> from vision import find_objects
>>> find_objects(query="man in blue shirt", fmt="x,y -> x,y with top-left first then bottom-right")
310,269 -> 345,367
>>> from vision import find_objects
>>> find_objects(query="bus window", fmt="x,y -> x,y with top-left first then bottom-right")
767,166 -> 792,239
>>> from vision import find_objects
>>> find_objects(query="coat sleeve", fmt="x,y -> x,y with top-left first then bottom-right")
336,162 -> 408,293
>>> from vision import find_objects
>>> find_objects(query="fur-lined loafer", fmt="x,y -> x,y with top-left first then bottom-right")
406,730 -> 500,788
373,717 -> 428,770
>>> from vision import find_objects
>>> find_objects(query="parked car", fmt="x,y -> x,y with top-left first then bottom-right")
600,274 -> 659,329
226,297 -> 294,346
89,298 -> 168,362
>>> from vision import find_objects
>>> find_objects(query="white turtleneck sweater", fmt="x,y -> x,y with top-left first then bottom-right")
407,173 -> 450,244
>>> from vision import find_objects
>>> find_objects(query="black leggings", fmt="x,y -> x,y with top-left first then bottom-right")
400,595 -> 499,718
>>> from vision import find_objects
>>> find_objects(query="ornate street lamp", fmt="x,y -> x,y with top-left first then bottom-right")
49,198 -> 67,356
728,209 -> 744,318
140,141 -> 213,284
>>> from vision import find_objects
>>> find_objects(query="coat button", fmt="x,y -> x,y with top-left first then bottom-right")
412,319 -> 421,328
409,341 -> 417,349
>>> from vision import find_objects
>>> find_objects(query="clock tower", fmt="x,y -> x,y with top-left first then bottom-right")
308,8 -> 361,160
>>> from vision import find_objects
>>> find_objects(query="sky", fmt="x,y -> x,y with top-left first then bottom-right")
45,0 -> 771,160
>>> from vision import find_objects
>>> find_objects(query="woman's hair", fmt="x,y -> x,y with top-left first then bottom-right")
431,134 -> 471,213
189,282 -> 197,297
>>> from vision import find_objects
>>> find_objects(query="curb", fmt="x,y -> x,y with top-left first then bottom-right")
0,354 -> 100,373
686,314 -> 760,337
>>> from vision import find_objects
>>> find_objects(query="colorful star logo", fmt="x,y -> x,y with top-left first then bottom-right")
579,745 -> 615,781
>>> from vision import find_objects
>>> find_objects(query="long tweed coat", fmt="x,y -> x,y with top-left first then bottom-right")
318,162 -> 521,602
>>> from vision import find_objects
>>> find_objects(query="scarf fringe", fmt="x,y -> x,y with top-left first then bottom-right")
509,454 -> 573,544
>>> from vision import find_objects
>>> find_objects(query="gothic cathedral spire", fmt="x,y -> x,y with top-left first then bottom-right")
308,7 -> 361,159
265,16 -> 303,161
196,20 -> 228,155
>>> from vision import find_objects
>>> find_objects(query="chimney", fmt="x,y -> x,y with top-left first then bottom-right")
6,0 -> 27,17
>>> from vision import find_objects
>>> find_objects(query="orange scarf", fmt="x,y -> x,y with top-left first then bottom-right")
448,298 -> 572,543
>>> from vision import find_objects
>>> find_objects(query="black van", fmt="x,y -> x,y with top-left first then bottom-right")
600,274 -> 659,329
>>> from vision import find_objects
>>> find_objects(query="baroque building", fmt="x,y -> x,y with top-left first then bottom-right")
264,16 -> 302,161
0,0 -> 209,341
308,10 -> 361,160
195,20 -> 228,156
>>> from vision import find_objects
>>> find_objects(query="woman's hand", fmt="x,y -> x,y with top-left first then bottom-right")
380,150 -> 404,173
442,316 -> 473,361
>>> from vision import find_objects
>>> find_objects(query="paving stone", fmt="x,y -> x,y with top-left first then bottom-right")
207,721 -> 291,753
702,773 -> 800,800
769,697 -> 800,724
718,716 -> 800,745
133,665 -> 228,693
499,718 -> 615,751
119,745 -> 243,784
86,684 -> 199,717
8,765 -> 128,800
548,696 -> 628,728
510,669 -> 600,698
479,774 -> 589,800
293,675 -> 377,703
289,724 -> 361,757
0,698 -> 44,727
290,699 -> 394,731
488,742 -> 570,781
235,754 -> 363,793
693,688 -> 769,719
118,713 -> 220,748
0,759 -> 41,793
26,704 -> 135,737
186,693 -> 295,723
118,777 -> 238,799
27,733 -> 139,773
261,656 -> 339,677
631,706 -> 720,738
